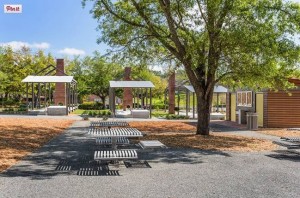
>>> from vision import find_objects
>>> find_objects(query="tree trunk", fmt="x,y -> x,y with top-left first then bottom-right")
196,94 -> 212,135
100,96 -> 106,109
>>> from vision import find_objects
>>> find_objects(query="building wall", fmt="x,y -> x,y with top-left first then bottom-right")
230,93 -> 236,122
266,90 -> 300,128
255,93 -> 264,127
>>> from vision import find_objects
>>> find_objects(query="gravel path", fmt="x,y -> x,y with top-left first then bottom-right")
0,120 -> 299,198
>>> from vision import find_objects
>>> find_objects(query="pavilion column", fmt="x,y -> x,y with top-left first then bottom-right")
44,83 -> 47,107
65,83 -> 70,115
150,88 -> 152,118
31,83 -> 34,110
193,92 -> 195,119
26,83 -> 29,111
48,83 -> 51,104
177,87 -> 180,115
186,89 -> 189,117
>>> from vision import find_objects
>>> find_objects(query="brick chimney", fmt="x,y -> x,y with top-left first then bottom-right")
168,72 -> 175,114
54,59 -> 66,105
123,67 -> 133,110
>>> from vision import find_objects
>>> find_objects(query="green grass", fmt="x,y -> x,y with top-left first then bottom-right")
71,109 -> 110,115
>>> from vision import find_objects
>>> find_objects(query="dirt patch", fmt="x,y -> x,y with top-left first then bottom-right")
129,121 -> 277,152
258,128 -> 300,138
0,118 -> 74,172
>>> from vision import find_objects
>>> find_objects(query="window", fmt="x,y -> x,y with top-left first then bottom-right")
237,91 -> 252,107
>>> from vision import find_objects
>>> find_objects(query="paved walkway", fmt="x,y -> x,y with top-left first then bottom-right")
0,119 -> 299,198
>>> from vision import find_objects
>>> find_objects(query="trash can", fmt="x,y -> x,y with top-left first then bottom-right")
246,112 -> 258,130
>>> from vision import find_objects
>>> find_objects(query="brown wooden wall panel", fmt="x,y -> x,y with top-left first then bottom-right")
266,91 -> 300,127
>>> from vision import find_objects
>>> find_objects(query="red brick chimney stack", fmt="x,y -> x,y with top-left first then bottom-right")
54,59 -> 66,105
123,67 -> 133,110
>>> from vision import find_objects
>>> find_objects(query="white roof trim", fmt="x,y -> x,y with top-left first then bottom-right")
184,85 -> 228,93
110,81 -> 155,88
22,76 -> 74,83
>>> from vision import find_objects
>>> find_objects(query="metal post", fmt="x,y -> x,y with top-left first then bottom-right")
31,83 -> 34,110
217,93 -> 219,112
72,85 -> 75,111
26,83 -> 29,111
186,89 -> 188,117
193,92 -> 195,119
65,83 -> 69,115
49,83 -> 51,104
145,88 -> 148,107
188,91 -> 190,115
164,90 -> 167,112
113,88 -> 116,117
177,87 -> 180,115
150,88 -> 152,118
44,83 -> 47,107
38,83 -> 41,109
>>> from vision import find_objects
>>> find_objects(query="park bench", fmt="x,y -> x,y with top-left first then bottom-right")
139,140 -> 167,149
94,150 -> 138,161
88,127 -> 143,137
280,137 -> 300,142
90,121 -> 129,128
96,137 -> 130,145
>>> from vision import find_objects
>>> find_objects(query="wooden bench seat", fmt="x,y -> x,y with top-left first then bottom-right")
94,150 -> 138,161
96,137 -> 130,145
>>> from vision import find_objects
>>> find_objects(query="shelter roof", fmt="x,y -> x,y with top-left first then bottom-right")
184,85 -> 228,93
109,81 -> 155,88
22,75 -> 74,83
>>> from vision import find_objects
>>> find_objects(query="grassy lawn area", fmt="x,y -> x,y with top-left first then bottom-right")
129,121 -> 277,152
257,128 -> 300,138
0,118 -> 74,172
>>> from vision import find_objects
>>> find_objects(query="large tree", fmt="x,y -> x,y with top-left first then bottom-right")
84,0 -> 300,135
84,53 -> 123,107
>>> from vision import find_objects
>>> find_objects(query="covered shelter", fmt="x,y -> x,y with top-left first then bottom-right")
109,81 -> 155,118
21,59 -> 78,115
182,85 -> 228,118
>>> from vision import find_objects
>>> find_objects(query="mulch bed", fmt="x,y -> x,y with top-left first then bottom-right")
129,121 -> 277,152
258,128 -> 300,138
0,118 -> 74,172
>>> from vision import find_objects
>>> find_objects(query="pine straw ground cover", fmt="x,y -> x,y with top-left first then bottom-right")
129,121 -> 277,152
0,118 -> 74,172
257,128 -> 300,138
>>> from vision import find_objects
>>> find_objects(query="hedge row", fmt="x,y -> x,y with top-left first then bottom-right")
78,102 -> 104,110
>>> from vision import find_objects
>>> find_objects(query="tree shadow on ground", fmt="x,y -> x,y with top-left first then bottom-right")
266,150 -> 300,162
0,126 -> 233,180
138,148 -> 231,164
183,121 -> 246,133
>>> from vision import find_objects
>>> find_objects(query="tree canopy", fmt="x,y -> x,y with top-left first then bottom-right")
85,0 -> 300,135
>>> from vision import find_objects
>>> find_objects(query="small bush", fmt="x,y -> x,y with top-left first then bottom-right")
165,114 -> 188,120
78,102 -> 104,110
83,110 -> 112,117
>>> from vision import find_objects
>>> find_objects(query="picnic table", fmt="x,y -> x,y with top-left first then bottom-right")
88,127 -> 143,149
90,121 -> 129,128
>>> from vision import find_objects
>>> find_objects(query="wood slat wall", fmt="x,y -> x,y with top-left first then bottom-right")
266,91 -> 300,127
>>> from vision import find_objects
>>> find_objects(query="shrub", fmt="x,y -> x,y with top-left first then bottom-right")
78,102 -> 104,110
165,114 -> 188,120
